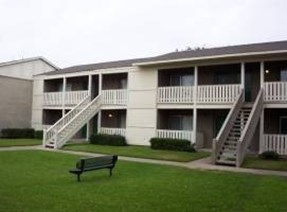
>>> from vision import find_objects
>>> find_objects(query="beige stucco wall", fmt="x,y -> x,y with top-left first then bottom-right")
0,76 -> 33,131
126,67 -> 157,145
0,59 -> 56,80
31,78 -> 44,130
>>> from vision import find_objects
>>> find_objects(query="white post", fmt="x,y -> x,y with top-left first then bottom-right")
241,62 -> 245,101
97,74 -> 102,134
62,77 -> 66,116
259,108 -> 265,154
193,108 -> 197,147
260,61 -> 264,88
194,66 -> 198,104
86,74 -> 92,141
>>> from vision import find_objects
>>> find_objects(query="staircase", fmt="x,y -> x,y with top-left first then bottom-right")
213,89 -> 264,167
216,107 -> 251,165
43,95 -> 102,149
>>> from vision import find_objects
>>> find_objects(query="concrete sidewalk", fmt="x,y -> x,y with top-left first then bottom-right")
1,145 -> 287,177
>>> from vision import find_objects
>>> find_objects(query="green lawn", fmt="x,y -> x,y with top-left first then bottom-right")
243,155 -> 287,171
0,139 -> 41,147
63,143 -> 210,162
0,151 -> 286,212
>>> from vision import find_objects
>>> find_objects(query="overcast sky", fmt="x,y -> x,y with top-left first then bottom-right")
1,0 -> 287,68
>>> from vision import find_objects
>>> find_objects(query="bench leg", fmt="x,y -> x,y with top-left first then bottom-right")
109,168 -> 112,177
77,174 -> 81,182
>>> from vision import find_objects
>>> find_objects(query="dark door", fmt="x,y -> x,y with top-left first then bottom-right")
245,63 -> 260,102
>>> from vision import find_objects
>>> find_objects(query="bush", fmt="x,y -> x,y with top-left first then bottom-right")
1,128 -> 35,139
90,134 -> 127,146
35,130 -> 43,139
259,151 -> 280,160
149,137 -> 195,152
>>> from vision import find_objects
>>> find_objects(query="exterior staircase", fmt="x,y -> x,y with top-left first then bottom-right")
43,95 -> 102,149
213,89 -> 263,167
216,107 -> 251,165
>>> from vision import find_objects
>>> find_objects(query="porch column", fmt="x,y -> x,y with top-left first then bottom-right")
241,62 -> 245,100
86,74 -> 92,141
259,108 -> 265,154
62,77 -> 67,116
193,108 -> 197,147
260,61 -> 264,88
194,66 -> 198,103
97,73 -> 102,133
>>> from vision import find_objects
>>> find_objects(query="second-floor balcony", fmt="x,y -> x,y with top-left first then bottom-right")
264,81 -> 287,102
102,89 -> 128,105
157,84 -> 241,104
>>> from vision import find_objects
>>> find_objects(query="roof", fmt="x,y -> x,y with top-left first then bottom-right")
43,40 -> 287,76
0,57 -> 59,69
0,74 -> 32,81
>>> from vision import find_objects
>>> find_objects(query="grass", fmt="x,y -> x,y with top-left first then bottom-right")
0,150 -> 286,212
63,143 -> 210,162
243,155 -> 287,171
0,139 -> 41,147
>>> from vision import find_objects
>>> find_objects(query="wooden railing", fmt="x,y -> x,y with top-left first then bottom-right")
197,84 -> 241,103
157,129 -> 193,142
157,86 -> 194,103
43,95 -> 91,147
102,89 -> 127,105
100,127 -> 126,137
43,92 -> 63,106
262,134 -> 287,155
236,89 -> 263,167
264,82 -> 287,102
212,89 -> 244,164
43,90 -> 89,106
65,91 -> 89,105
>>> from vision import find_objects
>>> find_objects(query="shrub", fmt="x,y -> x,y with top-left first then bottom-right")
1,128 -> 35,139
90,134 -> 127,146
259,151 -> 280,160
35,130 -> 43,139
149,137 -> 195,152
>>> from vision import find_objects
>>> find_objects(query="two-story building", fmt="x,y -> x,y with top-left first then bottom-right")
32,40 -> 287,166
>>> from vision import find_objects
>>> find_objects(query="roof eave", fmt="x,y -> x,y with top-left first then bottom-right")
132,50 -> 287,66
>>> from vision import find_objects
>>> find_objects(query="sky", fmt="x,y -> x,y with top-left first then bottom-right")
0,0 -> 287,68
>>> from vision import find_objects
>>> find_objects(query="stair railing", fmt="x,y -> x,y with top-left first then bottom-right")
236,89 -> 263,167
55,95 -> 102,148
43,95 -> 91,147
212,89 -> 244,164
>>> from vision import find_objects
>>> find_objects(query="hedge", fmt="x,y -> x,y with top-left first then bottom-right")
34,130 -> 43,139
149,137 -> 195,152
90,134 -> 127,146
1,128 -> 35,139
259,151 -> 280,160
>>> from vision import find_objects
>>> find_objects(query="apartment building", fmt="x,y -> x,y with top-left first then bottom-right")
32,41 -> 287,166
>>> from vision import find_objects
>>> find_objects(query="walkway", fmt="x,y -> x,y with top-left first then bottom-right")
1,145 -> 287,177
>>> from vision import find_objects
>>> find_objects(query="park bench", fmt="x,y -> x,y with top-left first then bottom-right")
69,155 -> 118,182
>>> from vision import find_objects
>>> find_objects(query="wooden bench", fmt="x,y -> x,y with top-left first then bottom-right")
69,155 -> 118,182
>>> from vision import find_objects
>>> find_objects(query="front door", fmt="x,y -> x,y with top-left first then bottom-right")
245,63 -> 260,102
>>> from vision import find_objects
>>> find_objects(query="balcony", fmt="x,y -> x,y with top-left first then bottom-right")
100,127 -> 126,137
43,90 -> 89,106
102,89 -> 127,105
262,134 -> 287,155
264,82 -> 287,102
157,84 -> 241,104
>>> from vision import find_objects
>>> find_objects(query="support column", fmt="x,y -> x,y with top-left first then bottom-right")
97,74 -> 102,134
260,61 -> 264,88
259,61 -> 265,153
241,62 -> 245,100
62,77 -> 67,116
193,66 -> 198,147
86,75 -> 92,141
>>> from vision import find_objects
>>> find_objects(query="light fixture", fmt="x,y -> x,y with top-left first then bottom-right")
265,69 -> 269,74
108,113 -> 113,118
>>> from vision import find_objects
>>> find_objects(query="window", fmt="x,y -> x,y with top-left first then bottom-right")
280,117 -> 287,134
170,74 -> 194,86
168,115 -> 193,130
280,69 -> 287,81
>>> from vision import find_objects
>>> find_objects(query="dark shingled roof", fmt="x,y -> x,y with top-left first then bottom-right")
43,40 -> 287,76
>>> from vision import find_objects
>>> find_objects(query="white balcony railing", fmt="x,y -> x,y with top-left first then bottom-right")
100,127 -> 126,137
65,91 -> 89,105
102,89 -> 127,105
43,91 -> 89,106
43,92 -> 63,106
262,134 -> 287,155
42,125 -> 52,130
157,129 -> 193,142
197,84 -> 241,103
157,86 -> 194,103
264,82 -> 287,102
